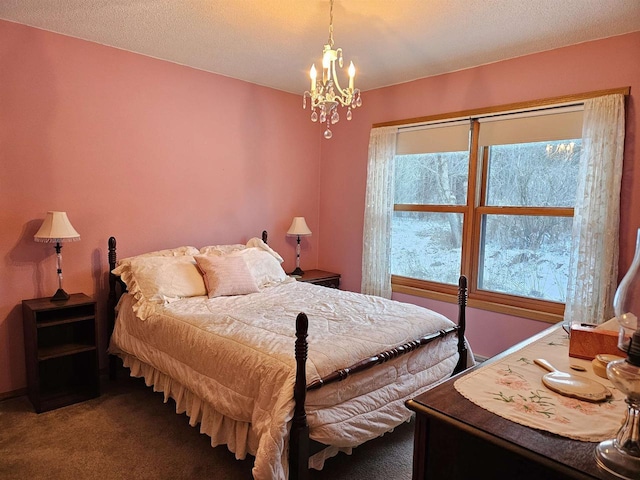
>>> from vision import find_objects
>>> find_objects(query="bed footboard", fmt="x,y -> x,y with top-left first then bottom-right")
289,275 -> 468,480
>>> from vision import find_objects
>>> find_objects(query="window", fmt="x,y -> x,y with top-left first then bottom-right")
390,107 -> 583,320
392,121 -> 470,286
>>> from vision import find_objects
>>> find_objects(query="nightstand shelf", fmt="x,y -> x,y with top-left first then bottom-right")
38,343 -> 96,361
296,269 -> 341,288
22,293 -> 99,413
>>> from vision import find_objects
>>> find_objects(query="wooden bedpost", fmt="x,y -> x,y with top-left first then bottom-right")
454,275 -> 468,374
107,237 -> 118,380
290,312 -> 310,480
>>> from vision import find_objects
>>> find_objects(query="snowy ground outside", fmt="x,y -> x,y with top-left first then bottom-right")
391,216 -> 570,302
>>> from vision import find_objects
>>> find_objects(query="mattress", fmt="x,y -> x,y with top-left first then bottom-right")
109,279 -> 461,479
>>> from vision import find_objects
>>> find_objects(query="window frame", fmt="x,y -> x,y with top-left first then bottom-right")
385,90 -> 628,324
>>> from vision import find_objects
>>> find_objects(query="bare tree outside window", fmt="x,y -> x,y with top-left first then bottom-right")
391,139 -> 581,301
392,152 -> 467,284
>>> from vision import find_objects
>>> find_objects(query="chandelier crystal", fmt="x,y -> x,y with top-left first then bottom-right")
303,0 -> 362,139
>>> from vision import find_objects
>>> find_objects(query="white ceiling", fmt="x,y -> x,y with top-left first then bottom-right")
1,1 -> 639,94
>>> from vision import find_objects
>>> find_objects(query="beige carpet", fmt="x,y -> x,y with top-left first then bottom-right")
0,374 -> 413,479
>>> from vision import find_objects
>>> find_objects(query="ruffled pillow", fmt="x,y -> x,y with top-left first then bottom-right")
115,256 -> 206,319
194,255 -> 259,298
114,245 -> 200,271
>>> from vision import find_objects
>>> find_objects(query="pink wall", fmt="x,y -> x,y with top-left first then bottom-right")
318,32 -> 640,358
0,20 -> 321,395
2,19 -> 639,396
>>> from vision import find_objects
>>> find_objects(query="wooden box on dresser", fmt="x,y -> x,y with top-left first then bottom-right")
296,269 -> 341,288
22,293 -> 99,413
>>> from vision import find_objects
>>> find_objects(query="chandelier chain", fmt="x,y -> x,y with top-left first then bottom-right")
328,0 -> 334,47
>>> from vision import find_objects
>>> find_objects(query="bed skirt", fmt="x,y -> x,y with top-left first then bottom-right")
116,352 -> 353,472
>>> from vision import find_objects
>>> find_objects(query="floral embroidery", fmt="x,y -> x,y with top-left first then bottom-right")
491,389 -> 555,418
495,364 -> 530,390
557,396 -> 600,413
516,357 -> 534,365
454,329 -> 626,441
557,395 -> 620,413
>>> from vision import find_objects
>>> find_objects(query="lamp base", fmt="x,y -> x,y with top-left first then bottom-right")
51,288 -> 70,302
595,439 -> 640,480
289,267 -> 304,277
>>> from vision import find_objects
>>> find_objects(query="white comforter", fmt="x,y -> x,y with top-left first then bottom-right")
109,279 -> 461,480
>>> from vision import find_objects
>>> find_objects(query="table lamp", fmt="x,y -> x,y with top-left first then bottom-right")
594,328 -> 640,479
613,228 -> 640,352
34,211 -> 80,302
286,217 -> 312,277
595,228 -> 640,478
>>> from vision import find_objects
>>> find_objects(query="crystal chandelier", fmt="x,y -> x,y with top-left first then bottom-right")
303,0 -> 362,139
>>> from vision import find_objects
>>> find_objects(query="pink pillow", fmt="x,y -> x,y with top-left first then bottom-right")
194,255 -> 259,298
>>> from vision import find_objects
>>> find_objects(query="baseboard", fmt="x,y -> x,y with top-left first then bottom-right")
0,387 -> 27,402
474,354 -> 489,363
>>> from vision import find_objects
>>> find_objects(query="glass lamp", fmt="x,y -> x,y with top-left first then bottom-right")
594,228 -> 640,479
614,228 -> 640,351
594,328 -> 640,479
34,211 -> 81,302
286,217 -> 312,277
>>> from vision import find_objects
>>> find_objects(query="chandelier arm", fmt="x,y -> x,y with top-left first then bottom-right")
330,61 -> 351,105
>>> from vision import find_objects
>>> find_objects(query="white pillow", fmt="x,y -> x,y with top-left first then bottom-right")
199,244 -> 246,256
119,256 -> 206,303
194,255 -> 259,298
114,245 -> 200,272
245,237 -> 284,263
231,248 -> 287,288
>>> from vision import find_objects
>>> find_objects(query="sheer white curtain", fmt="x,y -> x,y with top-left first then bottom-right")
564,94 -> 626,325
361,126 -> 398,298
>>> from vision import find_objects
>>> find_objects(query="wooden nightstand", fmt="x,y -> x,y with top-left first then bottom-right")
296,269 -> 341,288
22,293 -> 99,413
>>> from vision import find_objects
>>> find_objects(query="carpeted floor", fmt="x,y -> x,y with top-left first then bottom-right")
0,374 -> 414,479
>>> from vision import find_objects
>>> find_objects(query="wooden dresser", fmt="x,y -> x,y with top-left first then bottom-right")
406,325 -> 612,480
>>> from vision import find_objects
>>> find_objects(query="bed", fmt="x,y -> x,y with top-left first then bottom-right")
106,232 -> 471,480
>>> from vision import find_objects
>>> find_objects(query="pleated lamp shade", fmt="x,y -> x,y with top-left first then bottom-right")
287,217 -> 312,237
34,211 -> 80,243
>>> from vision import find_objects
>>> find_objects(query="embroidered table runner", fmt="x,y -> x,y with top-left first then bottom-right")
454,327 -> 627,442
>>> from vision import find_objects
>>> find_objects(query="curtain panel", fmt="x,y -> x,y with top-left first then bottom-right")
564,93 -> 626,325
361,126 -> 398,298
